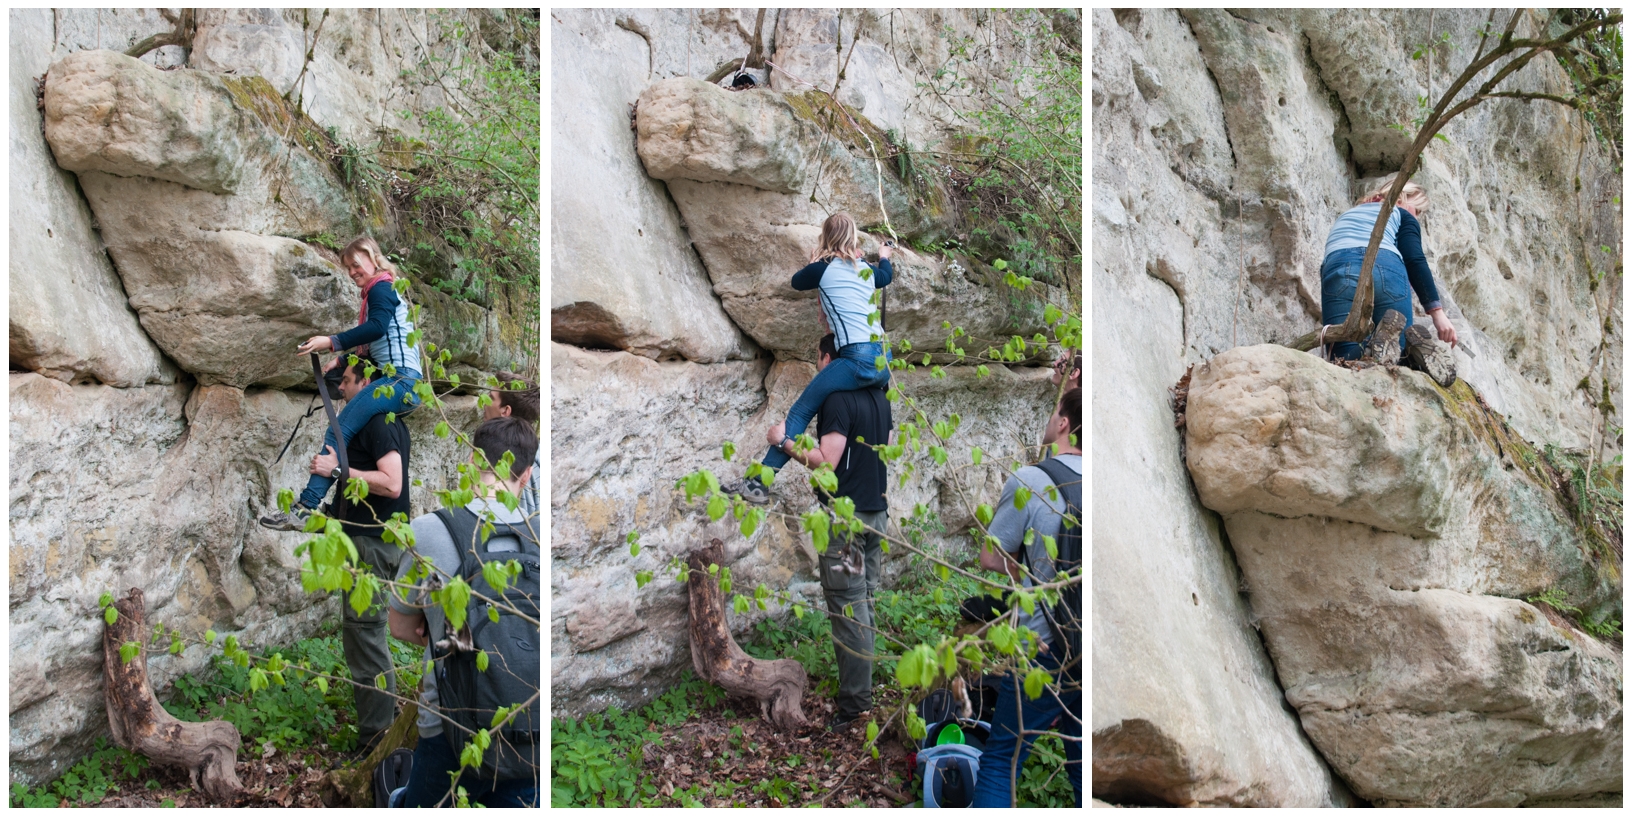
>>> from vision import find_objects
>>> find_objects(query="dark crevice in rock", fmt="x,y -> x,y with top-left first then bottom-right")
1176,11 -> 1239,179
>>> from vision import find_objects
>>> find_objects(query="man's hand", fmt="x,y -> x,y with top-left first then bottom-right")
878,242 -> 894,261
297,335 -> 333,356
388,608 -> 428,646
310,445 -> 339,477
767,421 -> 787,448
1429,308 -> 1458,347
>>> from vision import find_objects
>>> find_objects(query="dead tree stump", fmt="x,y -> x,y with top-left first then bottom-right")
687,539 -> 808,730
102,587 -> 243,803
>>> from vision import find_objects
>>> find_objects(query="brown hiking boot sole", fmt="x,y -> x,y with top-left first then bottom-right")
1405,324 -> 1456,387
1362,309 -> 1407,365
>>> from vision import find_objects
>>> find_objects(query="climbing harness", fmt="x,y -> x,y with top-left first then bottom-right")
273,353 -> 349,488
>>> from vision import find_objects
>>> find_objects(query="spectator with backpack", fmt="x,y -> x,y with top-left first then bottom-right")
386,417 -> 540,807
973,387 -> 1082,807
483,371 -> 539,516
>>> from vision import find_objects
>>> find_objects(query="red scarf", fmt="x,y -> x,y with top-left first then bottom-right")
354,270 -> 396,356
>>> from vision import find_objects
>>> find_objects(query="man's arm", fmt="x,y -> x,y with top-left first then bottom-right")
788,431 -> 847,470
312,448 -> 402,498
388,608 -> 426,645
980,475 -> 1031,581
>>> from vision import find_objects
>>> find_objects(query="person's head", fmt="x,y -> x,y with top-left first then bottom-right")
816,333 -> 838,371
471,417 -> 537,488
1051,351 -> 1082,390
811,212 -> 862,263
483,371 -> 540,423
1357,174 -> 1429,217
337,356 -> 377,402
340,236 -> 398,288
1045,387 -> 1082,451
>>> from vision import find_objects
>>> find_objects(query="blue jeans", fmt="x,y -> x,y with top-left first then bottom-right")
397,731 -> 538,807
972,646 -> 1082,808
1320,247 -> 1413,361
298,369 -> 422,509
761,342 -> 891,470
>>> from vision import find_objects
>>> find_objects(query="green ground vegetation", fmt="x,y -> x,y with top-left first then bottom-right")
551,567 -> 1077,808
10,627 -> 423,808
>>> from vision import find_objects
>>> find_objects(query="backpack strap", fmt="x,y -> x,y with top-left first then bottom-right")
1033,457 -> 1082,542
431,507 -> 482,580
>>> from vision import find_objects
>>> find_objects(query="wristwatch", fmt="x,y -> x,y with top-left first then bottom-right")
329,466 -> 343,479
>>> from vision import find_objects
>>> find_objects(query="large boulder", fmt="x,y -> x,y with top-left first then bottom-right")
1184,345 -> 1621,806
636,78 -> 1060,360
550,9 -> 756,364
43,49 -> 362,388
8,372 -> 483,784
9,9 -> 176,387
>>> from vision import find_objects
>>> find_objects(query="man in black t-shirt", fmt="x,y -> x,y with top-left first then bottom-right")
766,334 -> 893,731
309,356 -> 411,754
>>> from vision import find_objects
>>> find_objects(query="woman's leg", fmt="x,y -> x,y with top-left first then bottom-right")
297,375 -> 421,508
759,343 -> 883,468
1322,249 -> 1414,361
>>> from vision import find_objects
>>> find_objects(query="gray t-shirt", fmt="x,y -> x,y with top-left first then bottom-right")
521,450 -> 540,517
390,497 -> 531,737
987,453 -> 1082,650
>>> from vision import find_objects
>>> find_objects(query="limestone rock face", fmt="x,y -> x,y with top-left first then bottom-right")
8,373 -> 483,784
9,10 -> 176,387
1185,345 -> 1621,806
1095,9 -> 1620,807
550,340 -> 1058,715
550,9 -> 755,364
44,50 -> 361,388
635,78 -> 1060,360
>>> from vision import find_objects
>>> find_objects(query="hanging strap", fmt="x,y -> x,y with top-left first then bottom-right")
271,395 -> 320,466
312,353 -> 349,490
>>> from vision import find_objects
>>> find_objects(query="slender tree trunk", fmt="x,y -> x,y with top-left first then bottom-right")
687,539 -> 808,731
319,702 -> 420,807
102,588 -> 243,804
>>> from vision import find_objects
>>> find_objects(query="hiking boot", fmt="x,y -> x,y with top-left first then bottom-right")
258,505 -> 312,532
1361,309 -> 1407,365
724,475 -> 772,506
1405,324 -> 1456,387
827,712 -> 862,733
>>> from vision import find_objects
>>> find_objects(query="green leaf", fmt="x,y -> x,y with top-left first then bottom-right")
104,606 -> 118,626
99,591 -> 114,608
993,259 -> 1008,270
803,511 -> 831,554
249,667 -> 269,693
990,624 -> 1017,655
434,421 -> 450,438
865,720 -> 880,744
975,504 -> 994,527
722,441 -> 736,461
971,446 -> 983,465
204,629 -> 217,645
1043,534 -> 1058,561
119,641 -> 140,665
1024,667 -> 1050,700
635,570 -> 653,589
314,676 -> 329,694
706,493 -> 727,521
476,650 -> 490,673
1014,486 -> 1033,510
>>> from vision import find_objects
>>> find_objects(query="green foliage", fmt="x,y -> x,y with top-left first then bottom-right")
934,10 -> 1081,291
9,738 -> 148,807
166,632 -> 423,755
389,13 -> 540,307
1550,9 -> 1622,161
550,672 -> 726,807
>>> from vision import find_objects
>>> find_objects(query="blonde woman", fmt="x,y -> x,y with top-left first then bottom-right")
261,236 -> 425,530
735,212 -> 894,505
1320,175 -> 1458,370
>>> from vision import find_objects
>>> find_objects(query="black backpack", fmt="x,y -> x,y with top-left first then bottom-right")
1034,458 -> 1082,681
432,506 -> 541,783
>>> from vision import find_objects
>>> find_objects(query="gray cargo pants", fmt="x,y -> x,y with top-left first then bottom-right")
820,508 -> 889,720
341,532 -> 400,738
